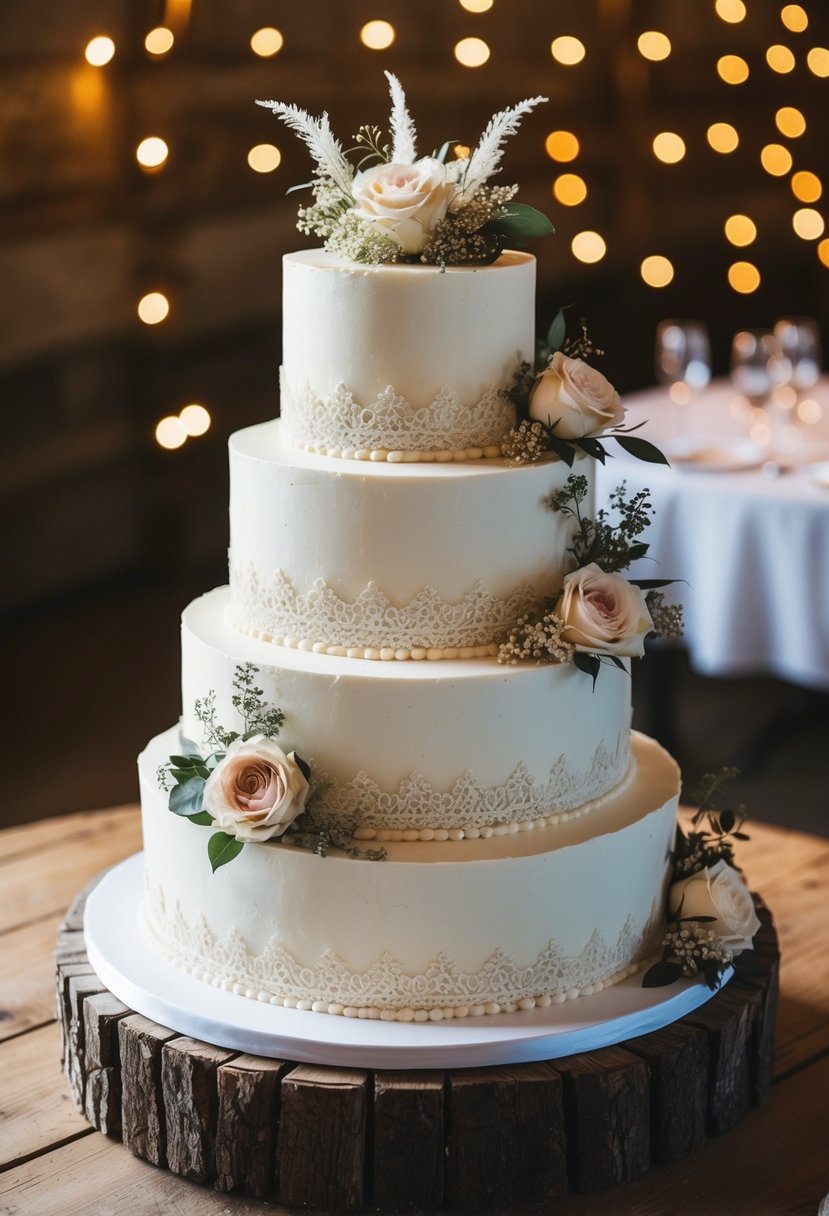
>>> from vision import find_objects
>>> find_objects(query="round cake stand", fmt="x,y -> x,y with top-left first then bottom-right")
59,860 -> 779,1211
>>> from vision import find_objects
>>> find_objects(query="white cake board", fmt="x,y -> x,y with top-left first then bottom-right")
85,854 -> 729,1070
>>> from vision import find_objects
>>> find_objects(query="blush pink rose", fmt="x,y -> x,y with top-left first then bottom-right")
555,563 -> 653,657
203,735 -> 309,843
528,352 -> 625,439
351,157 -> 454,254
669,860 -> 761,955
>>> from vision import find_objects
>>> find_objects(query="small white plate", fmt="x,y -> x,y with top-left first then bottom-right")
665,437 -> 766,473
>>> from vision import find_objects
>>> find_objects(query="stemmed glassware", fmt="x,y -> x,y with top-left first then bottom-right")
655,320 -> 712,453
730,330 -> 792,455
773,317 -> 822,394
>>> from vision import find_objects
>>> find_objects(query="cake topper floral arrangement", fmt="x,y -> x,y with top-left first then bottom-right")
157,663 -> 385,871
257,72 -> 553,266
502,309 -> 670,469
499,475 -> 683,684
644,767 -> 764,991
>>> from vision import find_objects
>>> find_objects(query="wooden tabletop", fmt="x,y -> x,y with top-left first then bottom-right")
2,806 -> 828,1215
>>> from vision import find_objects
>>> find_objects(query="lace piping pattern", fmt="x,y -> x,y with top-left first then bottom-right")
304,737 -> 631,834
229,565 -> 539,654
144,882 -> 663,1015
280,374 -> 516,456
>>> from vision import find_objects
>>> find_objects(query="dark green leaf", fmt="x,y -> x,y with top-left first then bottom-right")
187,811 -> 214,826
575,436 -> 607,463
702,960 -> 728,990
605,655 -> 627,671
169,754 -> 203,768
573,651 -> 601,689
548,435 -> 576,466
614,434 -> 671,465
295,753 -> 312,782
434,139 -> 458,164
627,543 -> 650,561
208,831 -> 244,873
486,203 -> 555,243
643,960 -> 684,987
546,308 -> 567,353
630,577 -> 677,589
733,831 -> 751,841
169,777 -> 206,816
194,765 -> 211,781
170,768 -> 197,784
675,914 -> 717,923
719,809 -> 736,833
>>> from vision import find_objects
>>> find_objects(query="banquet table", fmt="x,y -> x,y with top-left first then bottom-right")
595,377 -> 829,691
2,804 -> 829,1215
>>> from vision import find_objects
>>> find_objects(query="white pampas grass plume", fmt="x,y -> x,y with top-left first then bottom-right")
384,70 -> 417,164
256,100 -> 354,196
455,95 -> 548,205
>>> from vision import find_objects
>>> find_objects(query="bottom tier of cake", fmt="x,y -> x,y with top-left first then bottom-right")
139,728 -> 679,1019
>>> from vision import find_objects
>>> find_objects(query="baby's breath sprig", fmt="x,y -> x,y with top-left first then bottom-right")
501,418 -> 551,465
645,591 -> 684,640
655,924 -> 734,990
497,609 -> 574,665
562,321 -> 606,363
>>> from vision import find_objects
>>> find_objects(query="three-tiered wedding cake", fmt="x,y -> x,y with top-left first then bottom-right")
137,79 -> 681,1022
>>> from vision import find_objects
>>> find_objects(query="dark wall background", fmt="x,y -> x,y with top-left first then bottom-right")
2,0 -> 828,823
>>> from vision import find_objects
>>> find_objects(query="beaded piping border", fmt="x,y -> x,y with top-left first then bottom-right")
229,566 -> 539,659
143,883 -> 663,1020
280,374 -> 516,462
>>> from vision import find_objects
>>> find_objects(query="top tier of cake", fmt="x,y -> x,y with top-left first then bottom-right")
279,249 -> 535,460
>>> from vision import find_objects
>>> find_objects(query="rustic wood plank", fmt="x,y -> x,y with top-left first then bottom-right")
215,1053 -> 289,1198
0,806 -> 137,866
83,990 -> 130,1137
56,960 -> 96,1077
624,1023 -> 709,1163
1,915 -> 66,1041
0,809 -> 140,932
446,1061 -> 567,1208
118,1013 -> 177,1167
277,1064 -> 368,1211
373,1070 -> 445,1211
0,1021 -> 91,1172
556,1046 -> 651,1192
161,1035 -> 239,1185
683,983 -> 759,1137
65,971 -> 108,1112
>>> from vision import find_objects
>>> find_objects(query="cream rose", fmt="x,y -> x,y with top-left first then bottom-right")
528,352 -> 625,438
351,157 -> 454,254
555,563 -> 653,657
669,860 -> 761,955
203,735 -> 310,844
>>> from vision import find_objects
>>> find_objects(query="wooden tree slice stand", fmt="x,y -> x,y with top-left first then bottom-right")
57,874 -> 779,1211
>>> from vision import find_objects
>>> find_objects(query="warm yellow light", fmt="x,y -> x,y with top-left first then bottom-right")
715,0 -> 746,21
637,31 -> 671,61
155,416 -> 187,449
454,144 -> 471,159
360,20 -> 395,50
545,130 -> 579,162
792,170 -> 822,202
818,238 -> 829,267
571,231 -> 606,264
459,0 -> 493,10
652,132 -> 686,164
766,44 -> 796,72
247,144 -> 282,173
144,26 -> 174,56
640,255 -> 674,288
793,208 -> 825,240
179,403 -> 211,436
454,36 -> 490,66
553,173 -> 587,205
717,54 -> 749,83
707,122 -> 739,153
807,47 -> 829,76
797,398 -> 822,423
724,214 -> 757,246
138,292 -> 170,325
551,36 -> 586,65
84,36 -> 115,66
250,27 -> 284,57
775,106 -> 806,138
669,382 -> 693,405
760,143 -> 793,176
781,4 -> 808,32
136,137 -> 169,170
728,261 -> 761,293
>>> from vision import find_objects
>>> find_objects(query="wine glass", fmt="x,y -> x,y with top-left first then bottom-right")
655,320 -> 712,453
730,330 -> 791,457
773,316 -> 822,392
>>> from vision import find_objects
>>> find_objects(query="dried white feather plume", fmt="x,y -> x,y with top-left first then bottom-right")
384,70 -> 417,164
455,95 -> 548,206
255,100 -> 354,197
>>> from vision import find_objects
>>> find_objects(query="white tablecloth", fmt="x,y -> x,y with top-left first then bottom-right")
594,379 -> 829,690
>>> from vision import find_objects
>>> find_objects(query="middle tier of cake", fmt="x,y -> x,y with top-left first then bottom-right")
228,420 -> 589,660
183,588 -> 633,837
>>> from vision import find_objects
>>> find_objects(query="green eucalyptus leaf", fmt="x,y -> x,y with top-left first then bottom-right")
546,308 -> 567,353
489,203 -> 555,241
208,832 -> 244,873
169,767 -> 198,784
169,754 -> 203,767
187,810 -> 214,826
642,960 -> 684,988
614,435 -> 671,465
169,776 -> 206,816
